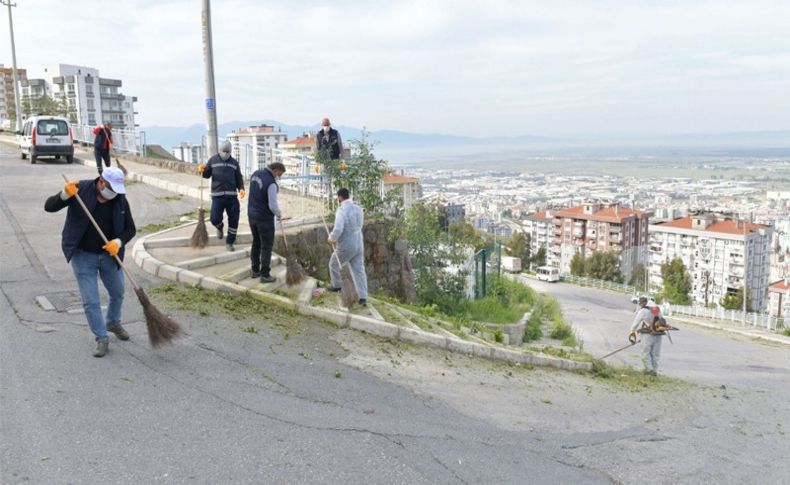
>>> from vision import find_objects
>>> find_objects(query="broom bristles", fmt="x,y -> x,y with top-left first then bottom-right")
340,266 -> 359,308
190,208 -> 209,248
285,253 -> 307,286
134,287 -> 182,348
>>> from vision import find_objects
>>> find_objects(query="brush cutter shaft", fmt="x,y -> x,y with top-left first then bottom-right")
61,174 -> 140,291
599,340 -> 640,360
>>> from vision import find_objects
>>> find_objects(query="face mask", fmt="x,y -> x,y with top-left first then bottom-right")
323,126 -> 330,132
100,186 -> 117,200
220,152 -> 231,161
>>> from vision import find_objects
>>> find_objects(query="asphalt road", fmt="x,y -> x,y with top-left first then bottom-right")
521,277 -> 790,392
2,143 -> 788,484
0,145 -> 607,484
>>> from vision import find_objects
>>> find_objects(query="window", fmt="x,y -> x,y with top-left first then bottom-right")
87,99 -> 94,110
67,83 -> 75,93
37,119 -> 69,136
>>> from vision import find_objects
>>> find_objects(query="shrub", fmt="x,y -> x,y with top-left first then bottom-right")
523,310 -> 543,342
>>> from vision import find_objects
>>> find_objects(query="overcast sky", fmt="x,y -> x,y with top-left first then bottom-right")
2,0 -> 789,137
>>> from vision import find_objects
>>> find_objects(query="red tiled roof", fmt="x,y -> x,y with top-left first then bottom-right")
282,134 -> 315,146
769,280 -> 790,293
525,211 -> 552,222
553,205 -> 649,223
656,217 -> 767,235
384,173 -> 419,184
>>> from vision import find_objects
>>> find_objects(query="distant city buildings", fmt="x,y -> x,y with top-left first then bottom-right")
382,172 -> 422,210
227,124 -> 288,175
522,210 -> 553,261
21,64 -> 137,128
551,202 -> 651,283
767,279 -> 790,318
0,65 -> 28,127
649,214 -> 773,311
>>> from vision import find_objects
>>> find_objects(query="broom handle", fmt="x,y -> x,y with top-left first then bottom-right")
279,219 -> 289,250
320,213 -> 358,290
61,174 -> 141,291
198,169 -> 204,210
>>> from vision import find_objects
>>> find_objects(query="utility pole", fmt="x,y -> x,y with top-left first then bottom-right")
200,0 -> 218,158
2,0 -> 23,131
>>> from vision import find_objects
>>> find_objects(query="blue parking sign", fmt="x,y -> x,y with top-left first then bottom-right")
206,98 -> 215,110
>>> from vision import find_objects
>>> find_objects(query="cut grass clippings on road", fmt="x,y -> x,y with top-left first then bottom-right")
589,359 -> 694,393
155,194 -> 184,201
138,210 -> 199,234
150,283 -> 301,329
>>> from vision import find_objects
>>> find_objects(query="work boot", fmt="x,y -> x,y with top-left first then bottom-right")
216,226 -> 224,240
250,269 -> 260,279
93,339 -> 109,358
226,243 -> 235,252
107,322 -> 130,341
260,275 -> 276,284
326,286 -> 341,292
358,298 -> 367,306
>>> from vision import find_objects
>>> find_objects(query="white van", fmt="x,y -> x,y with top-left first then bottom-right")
18,116 -> 74,164
536,266 -> 560,282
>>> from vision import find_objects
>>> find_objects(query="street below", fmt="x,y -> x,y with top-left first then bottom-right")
1,144 -> 788,484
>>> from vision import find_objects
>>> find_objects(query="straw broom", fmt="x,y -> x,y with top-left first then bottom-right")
279,219 -> 307,286
190,169 -> 209,248
61,174 -> 182,348
321,214 -> 358,308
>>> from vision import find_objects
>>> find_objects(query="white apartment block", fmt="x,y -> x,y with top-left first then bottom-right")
383,172 -> 422,210
523,211 -> 553,266
552,202 -> 651,282
648,214 -> 773,311
171,142 -> 207,164
227,124 -> 287,178
21,64 -> 137,129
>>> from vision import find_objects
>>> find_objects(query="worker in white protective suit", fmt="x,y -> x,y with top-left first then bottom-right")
629,296 -> 668,375
326,188 -> 368,305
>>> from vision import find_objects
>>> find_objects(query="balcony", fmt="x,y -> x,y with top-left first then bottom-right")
573,229 -> 584,238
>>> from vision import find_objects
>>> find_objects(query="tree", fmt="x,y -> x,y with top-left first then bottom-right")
27,95 -> 62,117
585,251 -> 623,282
570,252 -> 585,276
448,220 -> 486,252
317,130 -> 388,215
660,257 -> 692,305
721,287 -> 752,311
630,263 -> 648,291
531,245 -> 547,269
505,232 -> 530,267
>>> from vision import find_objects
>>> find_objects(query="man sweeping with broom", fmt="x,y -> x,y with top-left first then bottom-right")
45,167 -> 136,357
326,188 -> 368,306
247,162 -> 287,283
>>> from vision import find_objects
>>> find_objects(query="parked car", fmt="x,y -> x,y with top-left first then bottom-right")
18,115 -> 74,164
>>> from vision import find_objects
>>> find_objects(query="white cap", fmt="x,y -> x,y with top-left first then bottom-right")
101,167 -> 126,194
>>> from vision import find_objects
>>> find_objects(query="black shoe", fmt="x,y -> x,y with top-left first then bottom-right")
107,322 -> 130,341
216,226 -> 224,240
250,269 -> 261,279
226,243 -> 235,252
358,298 -> 367,306
260,275 -> 276,283
326,286 -> 341,292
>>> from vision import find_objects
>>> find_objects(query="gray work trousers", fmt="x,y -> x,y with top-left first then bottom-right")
329,248 -> 368,300
642,334 -> 663,373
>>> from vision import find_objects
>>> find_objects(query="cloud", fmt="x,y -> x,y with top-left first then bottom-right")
2,0 -> 788,136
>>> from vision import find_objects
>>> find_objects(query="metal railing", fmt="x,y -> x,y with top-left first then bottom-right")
72,124 -> 141,155
231,142 -> 328,199
560,274 -> 637,294
664,304 -> 786,333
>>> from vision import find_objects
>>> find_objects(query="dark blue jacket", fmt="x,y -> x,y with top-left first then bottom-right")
248,168 -> 277,222
316,127 -> 342,159
202,154 -> 244,198
44,179 -> 136,264
93,126 -> 113,151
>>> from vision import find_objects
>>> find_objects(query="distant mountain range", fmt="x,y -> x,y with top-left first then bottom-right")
140,120 -> 789,158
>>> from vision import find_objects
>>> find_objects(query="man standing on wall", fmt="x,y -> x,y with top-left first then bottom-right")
316,117 -> 343,160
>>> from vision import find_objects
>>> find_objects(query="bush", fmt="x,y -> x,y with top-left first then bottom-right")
523,310 -> 543,342
591,359 -> 615,378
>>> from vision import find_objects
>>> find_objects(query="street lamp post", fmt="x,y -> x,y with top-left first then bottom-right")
200,0 -> 218,158
2,0 -> 23,131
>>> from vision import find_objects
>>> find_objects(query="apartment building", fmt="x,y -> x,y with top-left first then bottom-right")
648,214 -> 773,311
0,65 -> 27,126
383,172 -> 422,210
767,279 -> 790,319
523,211 -> 553,263
20,64 -> 137,128
227,124 -> 288,177
551,202 -> 651,282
